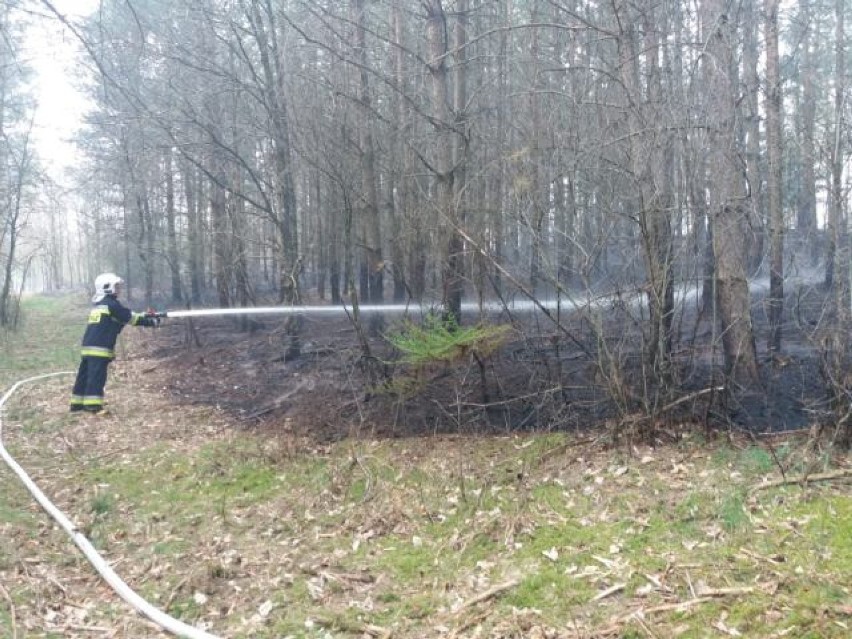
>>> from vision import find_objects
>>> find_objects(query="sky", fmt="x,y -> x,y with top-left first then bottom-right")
26,0 -> 100,179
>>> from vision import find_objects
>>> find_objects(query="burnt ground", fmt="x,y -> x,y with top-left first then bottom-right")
133,280 -> 840,443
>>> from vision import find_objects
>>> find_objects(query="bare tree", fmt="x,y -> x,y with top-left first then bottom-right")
164,147 -> 182,303
423,0 -> 465,323
829,0 -> 850,445
32,0 -> 852,435
0,2 -> 36,326
795,1 -> 819,263
765,0 -> 784,352
351,0 -> 384,309
615,0 -> 676,387
0,125 -> 36,326
701,0 -> 760,388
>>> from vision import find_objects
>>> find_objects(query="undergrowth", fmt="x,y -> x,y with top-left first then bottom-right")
386,315 -> 510,365
382,315 -> 510,402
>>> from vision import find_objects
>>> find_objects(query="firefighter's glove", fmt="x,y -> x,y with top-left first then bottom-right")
139,316 -> 159,328
143,309 -> 164,327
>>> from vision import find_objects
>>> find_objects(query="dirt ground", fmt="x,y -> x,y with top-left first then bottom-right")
133,282 -> 836,443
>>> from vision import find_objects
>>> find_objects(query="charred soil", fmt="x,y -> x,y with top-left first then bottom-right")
136,282 -> 837,442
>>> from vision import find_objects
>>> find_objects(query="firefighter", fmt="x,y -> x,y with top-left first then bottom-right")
69,273 -> 159,414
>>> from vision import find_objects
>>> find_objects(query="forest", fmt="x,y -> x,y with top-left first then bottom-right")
2,0 -> 852,442
3,2 -> 852,638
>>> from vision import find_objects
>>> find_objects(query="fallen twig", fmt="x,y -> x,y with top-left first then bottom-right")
0,581 -> 17,639
537,437 -> 598,465
594,597 -> 716,636
238,403 -> 283,421
685,570 -> 696,600
461,387 -> 564,408
454,579 -> 520,613
696,585 -> 756,597
46,574 -> 68,597
750,468 -> 852,493
447,611 -> 488,639
628,597 -> 714,616
612,585 -> 773,633
659,387 -> 725,414
68,624 -> 114,633
591,582 -> 626,602
163,571 -> 194,611
314,616 -> 391,638
633,615 -> 660,639
360,623 -> 392,639
737,547 -> 786,565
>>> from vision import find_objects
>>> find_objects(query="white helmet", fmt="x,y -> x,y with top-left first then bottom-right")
93,272 -> 123,299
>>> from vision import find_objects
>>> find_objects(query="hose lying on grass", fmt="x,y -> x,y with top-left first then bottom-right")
0,372 -> 221,639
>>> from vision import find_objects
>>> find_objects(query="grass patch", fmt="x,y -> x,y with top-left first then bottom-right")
7,426 -> 852,637
0,488 -> 32,526
739,445 -> 775,474
508,565 -> 593,609
90,492 -> 114,516
166,596 -> 202,619
0,295 -> 81,388
718,489 -> 749,531
378,543 -> 434,581
153,539 -> 190,556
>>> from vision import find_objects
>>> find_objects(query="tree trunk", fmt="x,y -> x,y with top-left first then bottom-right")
229,173 -> 251,315
452,0 -> 469,311
181,156 -> 202,304
798,3 -> 818,263
742,0 -> 765,275
165,147 -> 182,303
424,0 -> 463,323
702,0 -> 760,387
528,0 -> 545,295
765,0 -> 784,352
830,0 -> 848,315
352,0 -> 384,309
210,159 -> 231,308
247,0 -> 301,356
314,170 -> 326,301
0,140 -> 30,326
139,191 -> 155,307
490,0 -> 510,295
617,0 -> 675,383
829,0 -> 850,446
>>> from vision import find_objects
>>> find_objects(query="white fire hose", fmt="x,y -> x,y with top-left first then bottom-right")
158,298 -> 586,319
0,372 -> 222,639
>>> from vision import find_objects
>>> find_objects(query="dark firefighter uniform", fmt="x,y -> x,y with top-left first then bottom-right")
70,295 -> 151,412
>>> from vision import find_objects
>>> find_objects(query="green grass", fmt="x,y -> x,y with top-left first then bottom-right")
166,596 -> 202,619
0,295 -> 82,388
152,539 -> 191,556
740,445 -> 775,473
8,429 -> 852,637
718,488 -> 749,531
90,492 -> 114,516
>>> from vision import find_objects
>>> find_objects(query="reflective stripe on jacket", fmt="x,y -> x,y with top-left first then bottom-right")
81,294 -> 143,358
